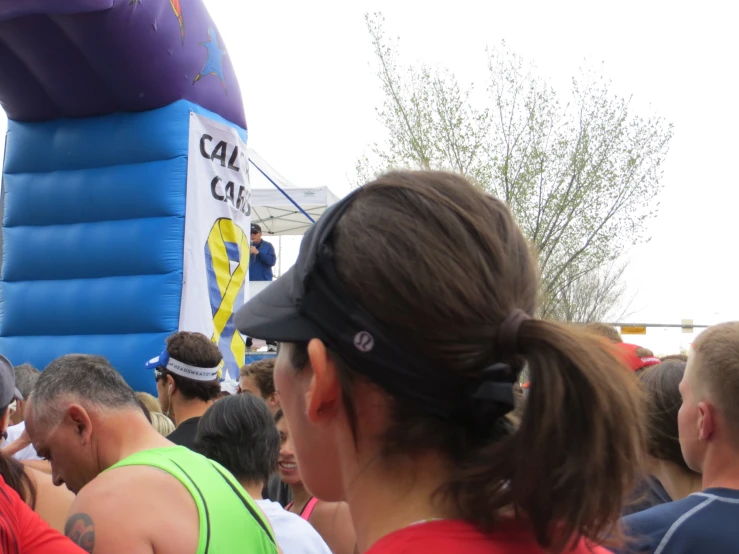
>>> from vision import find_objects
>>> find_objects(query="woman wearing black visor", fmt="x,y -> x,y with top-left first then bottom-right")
236,171 -> 645,554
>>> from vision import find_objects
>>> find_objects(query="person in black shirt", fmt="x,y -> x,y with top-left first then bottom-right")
622,359 -> 701,517
622,475 -> 672,517
145,331 -> 222,450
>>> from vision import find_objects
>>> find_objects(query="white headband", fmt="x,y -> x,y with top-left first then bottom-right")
148,355 -> 220,382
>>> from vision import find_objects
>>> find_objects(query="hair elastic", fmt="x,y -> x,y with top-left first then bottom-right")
497,308 -> 531,360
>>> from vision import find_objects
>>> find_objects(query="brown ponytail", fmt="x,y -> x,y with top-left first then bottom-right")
441,320 -> 645,550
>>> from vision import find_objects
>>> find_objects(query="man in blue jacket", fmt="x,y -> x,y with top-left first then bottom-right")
249,224 -> 276,282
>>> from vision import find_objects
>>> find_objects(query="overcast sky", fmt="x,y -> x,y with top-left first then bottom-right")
1,1 -> 737,354
208,0 -> 738,353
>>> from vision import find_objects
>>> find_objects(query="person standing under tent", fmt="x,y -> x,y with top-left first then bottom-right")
248,223 -> 277,350
249,224 -> 277,282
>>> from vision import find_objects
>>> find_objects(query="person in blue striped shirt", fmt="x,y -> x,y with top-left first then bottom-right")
618,322 -> 739,553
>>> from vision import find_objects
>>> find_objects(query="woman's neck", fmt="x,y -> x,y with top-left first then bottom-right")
343,452 -> 457,553
289,482 -> 313,513
653,459 -> 702,500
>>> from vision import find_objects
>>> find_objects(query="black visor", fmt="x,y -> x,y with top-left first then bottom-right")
236,191 -> 358,345
235,189 -> 518,423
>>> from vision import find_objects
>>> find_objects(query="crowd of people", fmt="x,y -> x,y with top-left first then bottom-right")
0,170 -> 735,553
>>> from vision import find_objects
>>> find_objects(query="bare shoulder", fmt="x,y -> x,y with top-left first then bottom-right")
66,465 -> 199,554
309,501 -> 356,554
77,464 -> 189,499
310,500 -> 353,525
26,467 -> 74,533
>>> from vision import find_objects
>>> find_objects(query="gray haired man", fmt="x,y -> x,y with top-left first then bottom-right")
3,362 -> 42,461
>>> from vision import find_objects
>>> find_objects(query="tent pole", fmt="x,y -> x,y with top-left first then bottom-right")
278,235 -> 282,277
249,159 -> 316,224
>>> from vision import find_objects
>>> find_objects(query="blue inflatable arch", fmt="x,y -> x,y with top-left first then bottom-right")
0,0 -> 247,393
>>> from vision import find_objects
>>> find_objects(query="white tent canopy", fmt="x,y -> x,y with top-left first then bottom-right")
248,149 -> 340,236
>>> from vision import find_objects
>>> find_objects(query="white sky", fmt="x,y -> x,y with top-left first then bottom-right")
214,0 -> 738,353
1,0 -> 738,354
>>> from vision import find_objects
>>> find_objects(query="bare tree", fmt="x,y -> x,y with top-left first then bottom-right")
357,14 -> 673,321
547,262 -> 634,323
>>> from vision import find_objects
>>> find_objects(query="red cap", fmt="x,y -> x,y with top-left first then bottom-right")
614,343 -> 661,371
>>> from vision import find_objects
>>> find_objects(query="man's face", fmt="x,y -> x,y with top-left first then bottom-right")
251,230 -> 262,243
678,354 -> 708,472
156,374 -> 170,413
237,375 -> 263,399
26,403 -> 99,494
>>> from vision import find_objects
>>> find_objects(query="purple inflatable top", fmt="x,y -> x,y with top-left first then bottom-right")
0,0 -> 245,127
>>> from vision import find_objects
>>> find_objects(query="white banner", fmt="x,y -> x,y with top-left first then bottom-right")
180,112 -> 251,380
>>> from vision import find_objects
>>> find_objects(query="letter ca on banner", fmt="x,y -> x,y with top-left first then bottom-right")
204,218 -> 249,377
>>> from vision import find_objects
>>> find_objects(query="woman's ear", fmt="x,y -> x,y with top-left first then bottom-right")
305,339 -> 341,424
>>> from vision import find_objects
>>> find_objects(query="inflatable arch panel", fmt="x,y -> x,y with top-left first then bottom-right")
0,1 -> 249,393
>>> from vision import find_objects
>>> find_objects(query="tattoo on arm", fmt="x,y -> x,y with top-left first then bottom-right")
65,512 -> 95,553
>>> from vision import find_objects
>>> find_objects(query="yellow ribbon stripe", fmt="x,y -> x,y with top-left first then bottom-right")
204,218 -> 249,376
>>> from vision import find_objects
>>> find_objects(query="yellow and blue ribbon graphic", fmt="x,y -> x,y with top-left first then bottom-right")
204,218 -> 248,377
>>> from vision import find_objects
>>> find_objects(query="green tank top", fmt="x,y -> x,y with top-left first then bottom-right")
107,446 -> 277,554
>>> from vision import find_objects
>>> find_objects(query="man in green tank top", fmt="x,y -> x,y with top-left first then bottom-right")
25,353 -> 278,554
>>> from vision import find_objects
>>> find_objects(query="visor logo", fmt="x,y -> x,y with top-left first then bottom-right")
354,331 -> 375,353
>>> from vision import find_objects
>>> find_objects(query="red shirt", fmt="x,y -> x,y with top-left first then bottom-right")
0,476 -> 85,554
366,519 -> 611,554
